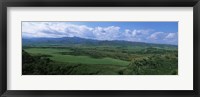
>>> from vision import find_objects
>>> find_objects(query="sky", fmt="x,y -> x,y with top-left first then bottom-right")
22,22 -> 178,45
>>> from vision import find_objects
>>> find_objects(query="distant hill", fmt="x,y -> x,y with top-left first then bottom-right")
22,37 -> 177,48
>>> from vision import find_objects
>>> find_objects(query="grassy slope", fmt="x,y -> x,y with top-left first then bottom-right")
24,48 -> 129,66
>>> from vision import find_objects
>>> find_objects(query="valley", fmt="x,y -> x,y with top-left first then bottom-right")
22,37 -> 178,75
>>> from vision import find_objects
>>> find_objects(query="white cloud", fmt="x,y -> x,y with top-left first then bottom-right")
163,33 -> 178,44
165,33 -> 177,39
148,32 -> 165,40
22,22 -> 150,41
92,26 -> 121,40
22,22 -> 94,38
147,31 -> 178,45
124,29 -> 136,37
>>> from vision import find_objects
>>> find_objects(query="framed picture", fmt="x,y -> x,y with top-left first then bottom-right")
0,0 -> 200,97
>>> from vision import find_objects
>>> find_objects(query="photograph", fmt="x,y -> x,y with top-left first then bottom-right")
1,0 -> 199,96
22,21 -> 178,75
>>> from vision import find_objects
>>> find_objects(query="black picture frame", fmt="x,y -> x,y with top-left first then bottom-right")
0,0 -> 200,97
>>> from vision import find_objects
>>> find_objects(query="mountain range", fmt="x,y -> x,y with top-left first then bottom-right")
22,37 -> 177,48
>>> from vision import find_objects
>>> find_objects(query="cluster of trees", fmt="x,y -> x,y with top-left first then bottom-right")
123,54 -> 178,75
59,48 -> 131,61
138,47 -> 177,54
22,50 -> 53,74
58,46 -> 177,62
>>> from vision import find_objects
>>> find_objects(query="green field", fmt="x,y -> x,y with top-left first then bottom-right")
22,44 -> 178,75
24,48 -> 129,66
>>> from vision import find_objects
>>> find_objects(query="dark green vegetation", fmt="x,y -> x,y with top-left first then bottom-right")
22,37 -> 178,75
